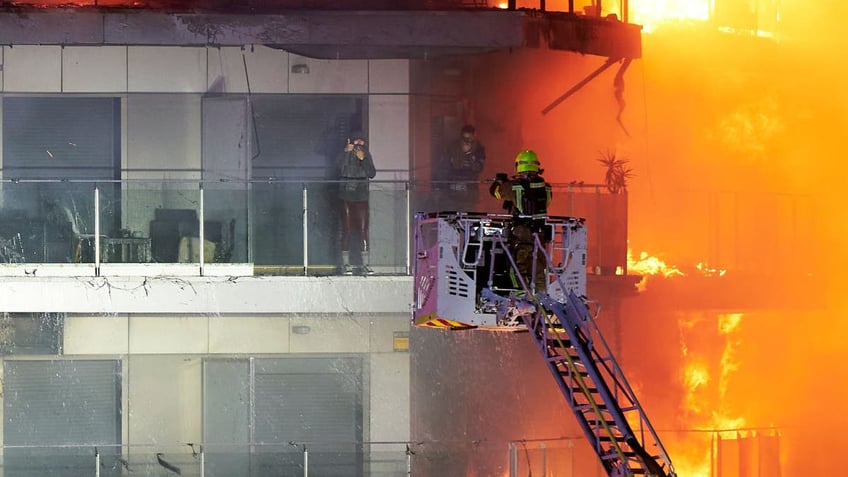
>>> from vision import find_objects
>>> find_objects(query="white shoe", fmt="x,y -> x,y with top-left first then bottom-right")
342,264 -> 354,275
361,265 -> 375,275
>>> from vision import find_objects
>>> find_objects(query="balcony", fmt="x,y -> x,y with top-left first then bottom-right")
0,178 -> 627,277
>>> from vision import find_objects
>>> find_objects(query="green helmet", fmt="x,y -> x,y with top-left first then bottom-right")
515,149 -> 540,173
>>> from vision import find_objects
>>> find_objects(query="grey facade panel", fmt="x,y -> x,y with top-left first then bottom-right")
203,357 -> 363,477
3,359 -> 121,477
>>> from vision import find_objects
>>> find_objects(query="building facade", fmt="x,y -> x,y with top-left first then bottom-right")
0,4 -> 639,475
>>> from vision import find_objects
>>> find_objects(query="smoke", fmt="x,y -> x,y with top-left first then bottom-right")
618,10 -> 848,476
454,4 -> 848,475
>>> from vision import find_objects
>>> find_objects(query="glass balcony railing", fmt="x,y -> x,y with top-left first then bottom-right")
0,178 -> 628,277
0,442 -> 413,476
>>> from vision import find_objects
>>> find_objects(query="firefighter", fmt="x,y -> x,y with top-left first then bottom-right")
489,149 -> 552,292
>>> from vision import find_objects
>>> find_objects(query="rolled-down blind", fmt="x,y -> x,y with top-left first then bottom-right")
254,357 -> 363,476
3,360 -> 121,476
3,97 -> 119,179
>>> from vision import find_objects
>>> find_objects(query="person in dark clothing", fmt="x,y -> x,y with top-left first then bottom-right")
489,149 -> 552,292
338,132 -> 377,275
442,124 -> 486,210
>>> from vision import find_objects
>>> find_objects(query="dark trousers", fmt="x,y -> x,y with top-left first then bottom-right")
508,223 -> 547,292
341,200 -> 369,252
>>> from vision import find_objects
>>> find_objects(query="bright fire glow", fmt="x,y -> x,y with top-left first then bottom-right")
627,249 -> 684,277
696,262 -> 727,277
628,0 -> 709,32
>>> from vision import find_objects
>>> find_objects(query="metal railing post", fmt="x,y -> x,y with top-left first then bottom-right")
200,445 -> 205,477
95,447 -> 101,477
509,442 -> 517,477
303,445 -> 308,477
406,181 -> 411,275
94,185 -> 101,276
199,183 -> 205,275
303,183 -> 309,276
541,441 -> 547,477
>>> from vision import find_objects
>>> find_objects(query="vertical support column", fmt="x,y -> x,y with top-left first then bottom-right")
95,448 -> 101,477
303,445 -> 309,477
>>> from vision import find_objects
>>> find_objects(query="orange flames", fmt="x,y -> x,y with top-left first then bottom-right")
670,312 -> 748,477
628,249 -> 727,291
627,248 -> 683,291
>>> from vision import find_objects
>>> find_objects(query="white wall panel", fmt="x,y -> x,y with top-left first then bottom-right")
209,315 -> 291,353
289,316 -> 369,353
288,54 -> 367,94
370,353 -> 410,442
368,60 -> 409,94
3,45 -> 61,92
128,355 -> 202,447
128,46 -> 206,93
129,315 -> 208,353
126,94 -> 201,178
368,315 -> 409,353
64,315 -> 129,355
63,46 -> 127,93
207,45 -> 288,94
63,314 -> 410,356
369,94 -> 410,179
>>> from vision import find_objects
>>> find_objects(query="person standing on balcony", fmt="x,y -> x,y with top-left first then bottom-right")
442,124 -> 486,211
489,149 -> 552,292
338,132 -> 377,275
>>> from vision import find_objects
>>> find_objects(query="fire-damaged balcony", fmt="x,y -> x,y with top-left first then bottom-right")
0,175 -> 815,313
0,2 -> 642,60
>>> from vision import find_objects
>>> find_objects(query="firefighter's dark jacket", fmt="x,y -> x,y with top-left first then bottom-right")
489,173 -> 552,220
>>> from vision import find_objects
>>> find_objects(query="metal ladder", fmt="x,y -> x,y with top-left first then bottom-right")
487,234 -> 676,477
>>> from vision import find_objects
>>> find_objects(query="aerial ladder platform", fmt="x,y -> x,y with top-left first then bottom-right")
412,211 -> 676,477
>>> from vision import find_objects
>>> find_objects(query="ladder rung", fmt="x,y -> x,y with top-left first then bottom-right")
570,386 -> 598,394
599,450 -> 639,460
585,419 -> 617,427
558,368 -> 589,378
576,403 -> 608,411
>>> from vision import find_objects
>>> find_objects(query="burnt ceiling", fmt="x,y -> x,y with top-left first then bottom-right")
0,6 -> 641,59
